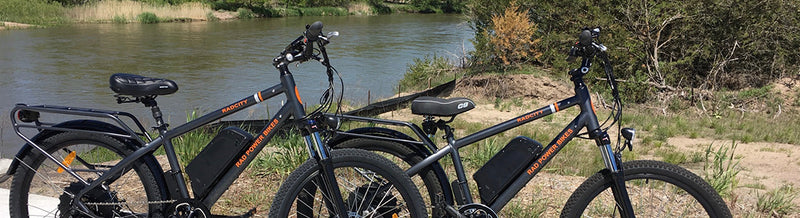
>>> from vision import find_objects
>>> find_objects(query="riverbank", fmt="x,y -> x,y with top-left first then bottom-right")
0,0 -> 463,26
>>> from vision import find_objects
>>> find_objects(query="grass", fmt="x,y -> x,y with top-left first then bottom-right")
250,131 -> 308,176
67,0 -> 211,23
703,141 -> 740,199
0,0 -> 66,25
757,185 -> 797,216
399,54 -> 461,93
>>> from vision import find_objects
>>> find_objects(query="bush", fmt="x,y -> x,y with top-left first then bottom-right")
486,1 -> 541,67
467,0 -> 800,102
136,12 -> 159,23
205,12 -> 219,21
112,15 -> 128,23
237,8 -> 255,19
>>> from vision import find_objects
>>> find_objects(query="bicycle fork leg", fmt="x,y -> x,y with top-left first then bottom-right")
596,131 -> 635,218
305,132 -> 349,218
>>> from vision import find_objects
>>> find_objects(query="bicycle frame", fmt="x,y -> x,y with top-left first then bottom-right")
335,71 -> 634,215
9,64 -> 342,214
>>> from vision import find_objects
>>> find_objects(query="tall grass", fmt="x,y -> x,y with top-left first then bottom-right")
67,0 -> 211,22
703,141 -> 740,198
0,0 -> 66,25
757,185 -> 797,216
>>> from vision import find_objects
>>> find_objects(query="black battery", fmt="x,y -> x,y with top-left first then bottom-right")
185,126 -> 254,199
473,136 -> 543,204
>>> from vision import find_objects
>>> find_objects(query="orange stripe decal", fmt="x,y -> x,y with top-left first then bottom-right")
257,91 -> 263,102
295,86 -> 303,105
591,101 -> 597,114
554,103 -> 560,112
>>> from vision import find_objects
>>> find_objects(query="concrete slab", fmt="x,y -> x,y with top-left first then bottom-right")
1,188 -> 60,217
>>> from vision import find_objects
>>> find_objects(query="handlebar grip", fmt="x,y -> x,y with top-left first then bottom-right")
305,21 -> 323,41
579,29 -> 592,47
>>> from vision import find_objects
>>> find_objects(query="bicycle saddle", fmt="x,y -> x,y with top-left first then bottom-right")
109,73 -> 178,97
411,96 -> 475,117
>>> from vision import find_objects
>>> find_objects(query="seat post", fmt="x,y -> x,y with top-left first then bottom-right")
141,97 -> 168,132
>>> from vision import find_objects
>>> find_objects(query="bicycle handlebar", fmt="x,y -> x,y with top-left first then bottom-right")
274,21 -> 327,68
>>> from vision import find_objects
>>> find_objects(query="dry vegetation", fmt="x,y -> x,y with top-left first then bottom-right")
67,0 -> 212,22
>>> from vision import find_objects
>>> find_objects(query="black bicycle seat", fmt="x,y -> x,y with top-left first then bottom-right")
411,96 -> 475,117
109,73 -> 178,97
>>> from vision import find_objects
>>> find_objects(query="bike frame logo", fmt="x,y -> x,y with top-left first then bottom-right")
236,119 -> 279,167
526,128 -> 573,175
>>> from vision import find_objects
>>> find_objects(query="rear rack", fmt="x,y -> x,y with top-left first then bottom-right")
9,104 -> 152,185
10,104 -> 151,142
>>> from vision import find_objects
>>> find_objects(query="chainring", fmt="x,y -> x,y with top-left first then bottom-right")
458,203 -> 498,218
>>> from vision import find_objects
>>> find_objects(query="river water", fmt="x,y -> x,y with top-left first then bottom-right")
0,14 -> 473,156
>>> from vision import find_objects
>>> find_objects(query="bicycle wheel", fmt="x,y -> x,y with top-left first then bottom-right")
335,138 -> 447,217
9,132 -> 164,217
561,160 -> 731,217
269,148 -> 427,218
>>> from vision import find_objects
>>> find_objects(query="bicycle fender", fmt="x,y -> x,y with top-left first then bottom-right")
329,127 -> 455,205
0,120 -> 170,199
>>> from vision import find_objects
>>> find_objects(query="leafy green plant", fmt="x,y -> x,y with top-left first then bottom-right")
703,141 -> 740,198
205,12 -> 219,21
237,8 -> 254,19
137,12 -> 160,23
757,185 -> 797,216
112,15 -> 128,23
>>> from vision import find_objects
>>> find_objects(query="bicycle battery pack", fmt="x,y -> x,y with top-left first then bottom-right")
473,136 -> 543,204
186,126 -> 254,198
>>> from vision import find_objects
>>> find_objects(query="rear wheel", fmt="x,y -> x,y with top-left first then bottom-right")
561,160 -> 731,217
9,132 -> 164,217
269,148 -> 427,217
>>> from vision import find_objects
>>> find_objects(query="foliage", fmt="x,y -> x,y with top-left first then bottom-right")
466,0 -> 800,102
112,15 -> 128,23
367,0 -> 392,14
237,8 -> 255,19
136,12 -> 160,23
484,1 -> 541,68
205,12 -> 219,21
757,185 -> 797,216
297,7 -> 348,16
0,0 -> 67,25
703,142 -> 740,198
399,55 -> 459,92
410,0 -> 465,13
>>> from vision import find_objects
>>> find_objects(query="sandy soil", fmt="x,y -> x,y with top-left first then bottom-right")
0,22 -> 36,30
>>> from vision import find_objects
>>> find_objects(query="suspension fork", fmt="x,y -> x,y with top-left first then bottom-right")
303,120 -> 349,218
593,130 -> 635,218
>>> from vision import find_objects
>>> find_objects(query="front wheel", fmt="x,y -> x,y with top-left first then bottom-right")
269,148 -> 427,217
561,160 -> 731,217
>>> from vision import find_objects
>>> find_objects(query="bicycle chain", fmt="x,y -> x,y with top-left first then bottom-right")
84,199 -> 176,206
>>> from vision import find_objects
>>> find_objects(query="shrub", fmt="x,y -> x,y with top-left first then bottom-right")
136,12 -> 159,23
112,15 -> 128,23
205,12 -> 219,21
237,8 -> 254,19
486,1 -> 541,67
